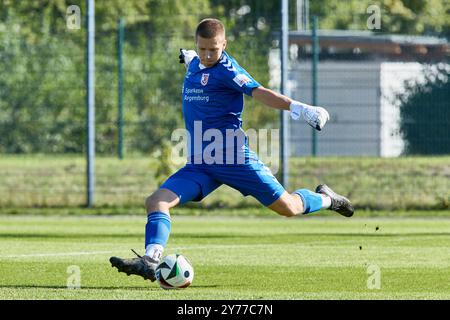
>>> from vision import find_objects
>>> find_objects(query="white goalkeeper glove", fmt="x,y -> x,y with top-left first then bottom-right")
290,100 -> 330,131
179,49 -> 198,67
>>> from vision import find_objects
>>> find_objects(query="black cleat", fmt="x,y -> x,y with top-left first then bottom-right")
316,184 -> 354,217
110,250 -> 158,282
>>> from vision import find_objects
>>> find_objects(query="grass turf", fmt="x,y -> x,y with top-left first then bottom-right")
0,214 -> 449,299
1,155 -> 449,210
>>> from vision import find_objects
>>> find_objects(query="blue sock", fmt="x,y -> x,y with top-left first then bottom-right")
145,211 -> 171,248
294,189 -> 323,214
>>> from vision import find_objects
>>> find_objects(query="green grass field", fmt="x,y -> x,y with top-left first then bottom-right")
1,155 -> 449,210
1,156 -> 449,299
1,214 -> 449,300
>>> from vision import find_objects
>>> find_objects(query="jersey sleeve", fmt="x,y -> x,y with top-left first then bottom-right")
219,54 -> 260,96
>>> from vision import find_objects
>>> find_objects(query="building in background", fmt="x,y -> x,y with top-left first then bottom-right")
276,30 -> 449,157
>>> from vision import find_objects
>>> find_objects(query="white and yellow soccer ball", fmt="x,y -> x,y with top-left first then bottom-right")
155,254 -> 194,289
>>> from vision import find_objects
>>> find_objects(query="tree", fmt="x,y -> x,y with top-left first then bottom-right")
0,0 -> 213,154
1,0 -> 448,154
399,66 -> 450,155
309,0 -> 450,37
210,0 -> 282,130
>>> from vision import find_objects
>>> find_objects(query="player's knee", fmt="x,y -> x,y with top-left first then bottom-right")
145,190 -> 178,213
145,195 -> 169,212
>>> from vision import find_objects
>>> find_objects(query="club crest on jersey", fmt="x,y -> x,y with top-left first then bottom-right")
200,73 -> 209,86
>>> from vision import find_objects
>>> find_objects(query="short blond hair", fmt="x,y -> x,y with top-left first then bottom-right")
195,18 -> 225,39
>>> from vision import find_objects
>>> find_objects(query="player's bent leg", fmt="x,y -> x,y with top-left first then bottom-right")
144,189 -> 180,264
293,188 -> 328,215
110,173 -> 209,282
268,188 -> 336,217
267,191 -> 304,217
110,189 -> 180,282
143,179 -> 209,261
145,188 -> 180,214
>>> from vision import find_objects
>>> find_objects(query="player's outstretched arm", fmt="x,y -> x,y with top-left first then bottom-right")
252,86 -> 292,111
252,86 -> 330,131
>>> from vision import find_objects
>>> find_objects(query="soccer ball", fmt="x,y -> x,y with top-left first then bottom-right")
155,254 -> 194,289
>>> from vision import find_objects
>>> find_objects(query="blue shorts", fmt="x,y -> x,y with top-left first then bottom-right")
159,153 -> 285,207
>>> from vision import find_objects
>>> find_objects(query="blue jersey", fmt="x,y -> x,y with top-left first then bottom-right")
182,51 -> 260,164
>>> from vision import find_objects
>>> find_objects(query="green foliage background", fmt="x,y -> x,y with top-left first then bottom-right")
0,0 -> 449,154
399,66 -> 450,155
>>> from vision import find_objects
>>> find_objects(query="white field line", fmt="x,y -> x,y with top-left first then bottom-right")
2,243 -> 449,259
0,244 -> 283,259
0,251 -> 115,258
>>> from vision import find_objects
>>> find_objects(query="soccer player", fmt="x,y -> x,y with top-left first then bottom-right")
110,18 -> 353,281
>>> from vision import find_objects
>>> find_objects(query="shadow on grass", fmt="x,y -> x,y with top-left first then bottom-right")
0,233 -> 141,239
173,232 -> 450,239
0,284 -> 160,290
1,232 -> 450,240
0,284 -> 219,290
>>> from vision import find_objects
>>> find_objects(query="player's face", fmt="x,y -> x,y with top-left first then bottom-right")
196,35 -> 227,68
